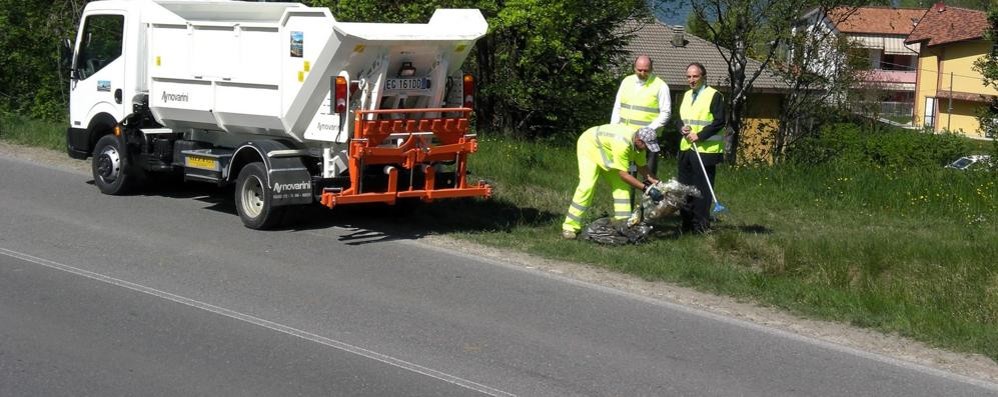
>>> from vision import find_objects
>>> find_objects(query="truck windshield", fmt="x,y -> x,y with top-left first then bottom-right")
76,14 -> 123,80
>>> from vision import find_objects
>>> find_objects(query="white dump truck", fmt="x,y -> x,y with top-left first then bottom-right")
64,0 -> 491,228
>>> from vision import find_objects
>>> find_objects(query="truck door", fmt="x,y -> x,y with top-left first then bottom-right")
70,12 -> 126,131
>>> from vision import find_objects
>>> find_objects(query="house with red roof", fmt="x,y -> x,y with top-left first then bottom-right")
797,6 -> 926,123
905,3 -> 996,137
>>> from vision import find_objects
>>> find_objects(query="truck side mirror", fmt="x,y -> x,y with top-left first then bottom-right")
61,38 -> 77,80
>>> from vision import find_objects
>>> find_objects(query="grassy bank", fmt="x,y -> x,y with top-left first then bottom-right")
3,115 -> 996,360
0,112 -> 64,150
414,135 -> 998,361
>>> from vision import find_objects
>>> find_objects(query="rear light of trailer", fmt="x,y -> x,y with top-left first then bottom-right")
462,73 -> 474,109
334,76 -> 348,114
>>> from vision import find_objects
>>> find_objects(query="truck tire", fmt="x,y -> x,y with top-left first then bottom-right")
92,134 -> 140,195
235,162 -> 286,229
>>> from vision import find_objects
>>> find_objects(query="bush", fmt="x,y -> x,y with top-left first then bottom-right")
787,123 -> 974,169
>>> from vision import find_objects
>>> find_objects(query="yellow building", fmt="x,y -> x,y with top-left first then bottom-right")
905,4 -> 997,138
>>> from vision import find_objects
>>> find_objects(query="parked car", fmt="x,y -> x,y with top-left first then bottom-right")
945,155 -> 993,171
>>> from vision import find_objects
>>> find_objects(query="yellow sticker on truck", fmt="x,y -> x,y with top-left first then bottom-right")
186,156 -> 218,171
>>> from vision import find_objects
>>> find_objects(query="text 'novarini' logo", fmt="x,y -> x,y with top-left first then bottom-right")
317,122 -> 338,131
161,91 -> 189,103
273,181 -> 311,194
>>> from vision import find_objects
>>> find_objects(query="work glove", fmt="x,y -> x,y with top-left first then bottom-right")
644,185 -> 664,203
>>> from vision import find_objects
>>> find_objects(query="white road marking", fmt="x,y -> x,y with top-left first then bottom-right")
0,247 -> 516,397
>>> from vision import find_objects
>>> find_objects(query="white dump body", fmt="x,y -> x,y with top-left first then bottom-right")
144,0 -> 486,143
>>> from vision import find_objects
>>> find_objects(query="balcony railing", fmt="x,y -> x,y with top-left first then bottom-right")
858,69 -> 917,84
853,101 -> 914,125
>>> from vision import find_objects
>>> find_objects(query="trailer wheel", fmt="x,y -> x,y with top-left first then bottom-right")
235,162 -> 285,229
92,134 -> 139,195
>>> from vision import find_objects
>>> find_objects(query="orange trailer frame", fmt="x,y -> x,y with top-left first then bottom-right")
319,108 -> 492,209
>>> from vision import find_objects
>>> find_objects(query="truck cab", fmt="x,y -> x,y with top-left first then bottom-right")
67,2 -> 137,158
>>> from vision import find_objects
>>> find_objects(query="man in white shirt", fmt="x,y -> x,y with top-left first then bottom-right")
611,55 -> 671,174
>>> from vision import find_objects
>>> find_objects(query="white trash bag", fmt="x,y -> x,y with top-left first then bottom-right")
581,179 -> 700,245
627,179 -> 701,227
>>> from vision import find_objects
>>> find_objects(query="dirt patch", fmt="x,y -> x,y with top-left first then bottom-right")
5,140 -> 996,385
1,141 -> 90,174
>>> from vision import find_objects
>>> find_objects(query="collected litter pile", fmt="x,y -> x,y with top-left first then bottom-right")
581,179 -> 700,245
628,179 -> 702,227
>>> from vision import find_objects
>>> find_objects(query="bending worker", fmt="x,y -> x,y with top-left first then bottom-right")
677,62 -> 726,234
611,55 -> 671,174
562,124 -> 662,240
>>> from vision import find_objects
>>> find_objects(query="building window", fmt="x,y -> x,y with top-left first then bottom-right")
923,97 -> 936,129
881,54 -> 915,71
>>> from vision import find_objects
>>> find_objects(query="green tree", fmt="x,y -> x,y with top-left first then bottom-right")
316,0 -> 649,139
0,0 -> 81,121
685,10 -> 714,41
972,2 -> 998,140
769,3 -> 871,162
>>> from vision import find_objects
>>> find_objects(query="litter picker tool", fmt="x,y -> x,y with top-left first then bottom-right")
690,141 -> 727,214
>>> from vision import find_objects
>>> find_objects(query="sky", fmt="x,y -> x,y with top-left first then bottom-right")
652,1 -> 691,27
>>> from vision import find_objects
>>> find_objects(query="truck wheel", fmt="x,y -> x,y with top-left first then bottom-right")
235,162 -> 285,229
92,134 -> 140,195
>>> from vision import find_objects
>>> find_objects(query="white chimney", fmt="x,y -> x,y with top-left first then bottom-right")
671,26 -> 686,47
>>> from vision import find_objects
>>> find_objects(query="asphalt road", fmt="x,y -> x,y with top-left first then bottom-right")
1,154 -> 995,396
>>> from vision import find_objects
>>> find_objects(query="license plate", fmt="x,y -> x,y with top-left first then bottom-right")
385,78 -> 428,91
186,156 -> 218,171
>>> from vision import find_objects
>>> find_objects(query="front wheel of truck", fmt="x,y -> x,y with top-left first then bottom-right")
92,134 -> 141,195
235,162 -> 285,229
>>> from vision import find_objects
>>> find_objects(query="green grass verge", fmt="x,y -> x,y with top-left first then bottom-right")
4,116 -> 996,360
0,112 -> 65,151
407,135 -> 998,361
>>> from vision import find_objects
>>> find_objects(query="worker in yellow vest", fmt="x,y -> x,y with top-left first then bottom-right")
611,55 -> 671,174
678,62 -> 726,234
562,124 -> 662,240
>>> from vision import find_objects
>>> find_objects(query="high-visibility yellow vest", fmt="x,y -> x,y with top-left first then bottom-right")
580,124 -> 645,172
679,86 -> 724,153
619,75 -> 665,127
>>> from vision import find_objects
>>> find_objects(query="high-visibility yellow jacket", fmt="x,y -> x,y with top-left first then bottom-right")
579,124 -> 646,172
618,75 -> 666,127
679,86 -> 724,154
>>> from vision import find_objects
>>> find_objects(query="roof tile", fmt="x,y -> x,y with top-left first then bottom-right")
904,4 -> 989,47
826,6 -> 926,35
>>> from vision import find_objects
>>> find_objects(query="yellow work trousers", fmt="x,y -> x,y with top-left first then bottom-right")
562,147 -> 632,233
